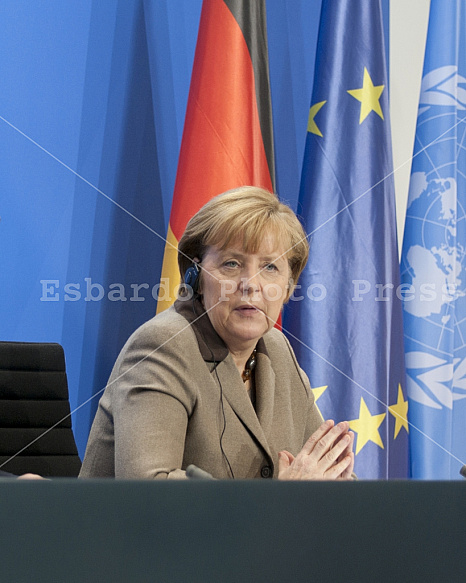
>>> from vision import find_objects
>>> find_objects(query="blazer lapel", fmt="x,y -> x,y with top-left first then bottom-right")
215,355 -> 273,460
254,350 -> 276,441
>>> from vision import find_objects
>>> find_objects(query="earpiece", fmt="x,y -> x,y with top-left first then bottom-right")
184,262 -> 200,294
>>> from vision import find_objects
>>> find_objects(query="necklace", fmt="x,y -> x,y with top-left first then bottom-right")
242,348 -> 257,382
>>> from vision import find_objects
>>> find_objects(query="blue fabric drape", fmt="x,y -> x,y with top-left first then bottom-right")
0,0 -> 323,456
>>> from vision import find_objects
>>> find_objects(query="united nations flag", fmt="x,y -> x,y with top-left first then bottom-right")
283,0 -> 409,478
401,0 -> 466,479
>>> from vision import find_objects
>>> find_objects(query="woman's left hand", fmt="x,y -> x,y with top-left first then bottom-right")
278,420 -> 355,481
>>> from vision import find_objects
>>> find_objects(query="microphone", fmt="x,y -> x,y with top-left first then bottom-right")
186,464 -> 216,480
460,465 -> 466,479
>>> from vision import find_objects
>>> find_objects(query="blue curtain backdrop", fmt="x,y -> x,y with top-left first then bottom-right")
0,0 -> 389,459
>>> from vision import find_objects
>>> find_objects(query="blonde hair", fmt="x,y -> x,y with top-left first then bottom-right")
178,187 -> 309,295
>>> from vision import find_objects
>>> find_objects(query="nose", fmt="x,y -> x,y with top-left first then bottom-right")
238,266 -> 261,297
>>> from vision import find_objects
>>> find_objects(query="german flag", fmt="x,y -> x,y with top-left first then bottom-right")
157,0 -> 275,313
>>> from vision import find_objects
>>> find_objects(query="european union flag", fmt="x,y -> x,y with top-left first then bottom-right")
400,0 -> 466,479
283,0 -> 409,479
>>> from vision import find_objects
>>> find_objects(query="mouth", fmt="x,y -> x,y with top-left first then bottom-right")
234,304 -> 261,315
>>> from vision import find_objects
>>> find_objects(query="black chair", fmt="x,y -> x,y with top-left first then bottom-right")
0,341 -> 81,477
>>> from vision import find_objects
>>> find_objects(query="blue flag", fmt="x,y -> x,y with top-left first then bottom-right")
283,0 -> 409,479
400,0 -> 466,479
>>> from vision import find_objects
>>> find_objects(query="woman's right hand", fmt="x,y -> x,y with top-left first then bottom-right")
278,420 -> 354,481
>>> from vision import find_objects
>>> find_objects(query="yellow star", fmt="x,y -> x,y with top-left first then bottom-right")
311,385 -> 328,418
349,397 -> 386,455
347,67 -> 384,124
307,100 -> 326,136
388,384 -> 409,439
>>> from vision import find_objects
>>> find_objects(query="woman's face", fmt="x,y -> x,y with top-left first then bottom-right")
199,236 -> 291,354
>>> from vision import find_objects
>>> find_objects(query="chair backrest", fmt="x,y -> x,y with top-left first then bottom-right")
0,341 -> 81,477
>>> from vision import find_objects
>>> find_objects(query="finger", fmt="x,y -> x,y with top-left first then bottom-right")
324,452 -> 353,480
319,433 -> 352,472
279,450 -> 295,465
300,420 -> 335,456
335,430 -> 355,464
278,451 -> 292,474
329,431 -> 354,479
339,452 -> 355,480
310,421 -> 350,462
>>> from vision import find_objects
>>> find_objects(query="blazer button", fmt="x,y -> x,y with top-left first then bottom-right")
261,465 -> 272,479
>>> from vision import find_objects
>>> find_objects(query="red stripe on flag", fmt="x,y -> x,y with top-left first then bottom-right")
169,0 -> 273,240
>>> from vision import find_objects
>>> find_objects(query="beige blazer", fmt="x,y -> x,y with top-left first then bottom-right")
79,299 -> 323,479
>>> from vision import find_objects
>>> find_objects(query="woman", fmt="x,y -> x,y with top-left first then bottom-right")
79,187 -> 354,480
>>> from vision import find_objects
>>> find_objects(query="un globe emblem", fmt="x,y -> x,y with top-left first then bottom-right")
401,67 -> 466,410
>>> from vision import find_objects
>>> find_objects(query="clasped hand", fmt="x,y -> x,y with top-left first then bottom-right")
278,420 -> 354,481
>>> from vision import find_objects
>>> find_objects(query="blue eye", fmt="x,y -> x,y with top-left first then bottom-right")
264,263 -> 278,272
224,260 -> 240,268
